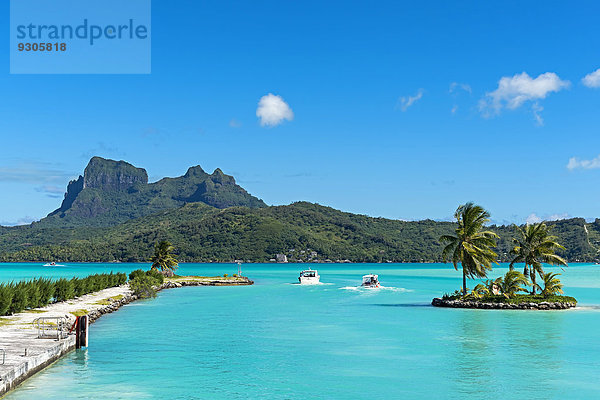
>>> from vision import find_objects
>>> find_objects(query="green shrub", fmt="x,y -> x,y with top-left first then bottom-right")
0,272 -> 129,316
54,278 -> 75,302
146,269 -> 164,284
10,282 -> 29,313
72,278 -> 88,297
27,279 -> 42,309
0,284 -> 14,315
116,272 -> 127,285
129,275 -> 158,299
129,269 -> 146,281
38,278 -> 55,305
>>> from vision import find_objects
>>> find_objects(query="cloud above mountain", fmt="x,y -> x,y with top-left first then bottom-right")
256,94 -> 294,127
0,162 -> 74,184
526,212 -> 570,225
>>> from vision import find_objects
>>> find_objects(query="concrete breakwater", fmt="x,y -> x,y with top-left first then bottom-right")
0,276 -> 253,397
432,297 -> 577,310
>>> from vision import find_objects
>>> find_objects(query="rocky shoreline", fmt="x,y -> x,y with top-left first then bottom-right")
432,297 -> 577,310
88,277 -> 254,322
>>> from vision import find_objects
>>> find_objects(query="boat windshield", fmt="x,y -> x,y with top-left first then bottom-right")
302,271 -> 316,277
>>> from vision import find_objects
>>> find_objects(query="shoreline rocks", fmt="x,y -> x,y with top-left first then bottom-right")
88,293 -> 139,323
431,297 -> 576,310
159,277 -> 254,289
88,277 -> 254,323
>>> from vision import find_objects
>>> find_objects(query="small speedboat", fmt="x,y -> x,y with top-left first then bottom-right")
43,262 -> 64,267
361,274 -> 380,288
298,269 -> 320,285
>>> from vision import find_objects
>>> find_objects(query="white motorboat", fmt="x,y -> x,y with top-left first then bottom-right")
298,269 -> 320,284
361,274 -> 380,288
43,262 -> 64,267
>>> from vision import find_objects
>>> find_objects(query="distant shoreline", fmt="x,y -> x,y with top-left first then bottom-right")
0,261 -> 598,266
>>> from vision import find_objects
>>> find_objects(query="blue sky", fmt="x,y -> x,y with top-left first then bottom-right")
1,0 -> 600,225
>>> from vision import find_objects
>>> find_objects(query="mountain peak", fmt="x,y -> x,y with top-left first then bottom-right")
184,165 -> 207,178
83,157 -> 148,191
42,157 -> 266,227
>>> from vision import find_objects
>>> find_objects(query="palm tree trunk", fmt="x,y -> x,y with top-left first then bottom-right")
531,272 -> 536,295
462,268 -> 467,296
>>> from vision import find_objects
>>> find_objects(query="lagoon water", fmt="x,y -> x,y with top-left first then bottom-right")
3,262 -> 600,399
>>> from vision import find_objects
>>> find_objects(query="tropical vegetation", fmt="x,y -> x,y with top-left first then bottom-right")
150,241 -> 179,277
2,156 -> 600,264
128,268 -> 165,298
438,203 -> 576,306
536,272 -> 564,297
442,269 -> 575,304
440,202 -> 499,295
509,222 -> 568,294
1,203 -> 600,264
0,272 -> 127,316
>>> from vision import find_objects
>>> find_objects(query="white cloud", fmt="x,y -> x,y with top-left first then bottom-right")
1,215 -> 36,226
526,212 -> 570,225
256,94 -> 294,127
449,82 -> 472,94
479,72 -> 570,119
582,68 -> 600,88
526,213 -> 542,225
35,185 -> 65,198
397,89 -> 424,112
567,155 -> 600,171
451,105 -> 458,114
532,102 -> 544,126
548,213 -> 570,221
0,162 -> 73,184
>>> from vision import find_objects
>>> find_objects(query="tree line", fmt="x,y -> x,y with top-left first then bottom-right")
0,272 -> 127,316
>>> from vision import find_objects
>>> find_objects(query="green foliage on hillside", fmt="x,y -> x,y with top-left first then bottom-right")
1,202 -> 599,263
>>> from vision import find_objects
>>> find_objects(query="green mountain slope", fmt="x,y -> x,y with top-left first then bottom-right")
2,202 -> 599,263
38,157 -> 266,227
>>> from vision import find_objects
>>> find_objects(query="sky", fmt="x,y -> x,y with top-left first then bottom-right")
1,0 -> 600,226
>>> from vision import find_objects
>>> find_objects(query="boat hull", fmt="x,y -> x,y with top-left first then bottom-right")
299,276 -> 320,285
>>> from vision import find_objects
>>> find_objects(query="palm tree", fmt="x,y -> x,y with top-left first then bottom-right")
440,203 -> 499,295
499,270 -> 530,299
468,283 -> 489,299
536,272 -> 564,297
509,223 -> 567,294
484,276 -> 503,295
150,241 -> 179,277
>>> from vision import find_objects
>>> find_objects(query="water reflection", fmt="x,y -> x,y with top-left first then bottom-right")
452,310 -> 496,397
448,309 -> 566,399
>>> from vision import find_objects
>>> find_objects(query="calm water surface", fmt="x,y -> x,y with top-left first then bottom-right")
2,262 -> 600,399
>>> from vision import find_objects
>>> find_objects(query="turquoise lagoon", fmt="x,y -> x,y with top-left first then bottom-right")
3,262 -> 600,399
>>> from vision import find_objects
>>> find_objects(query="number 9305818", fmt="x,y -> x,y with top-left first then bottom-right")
18,43 -> 66,51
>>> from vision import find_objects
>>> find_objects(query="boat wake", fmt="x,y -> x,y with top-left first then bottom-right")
339,286 -> 411,293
